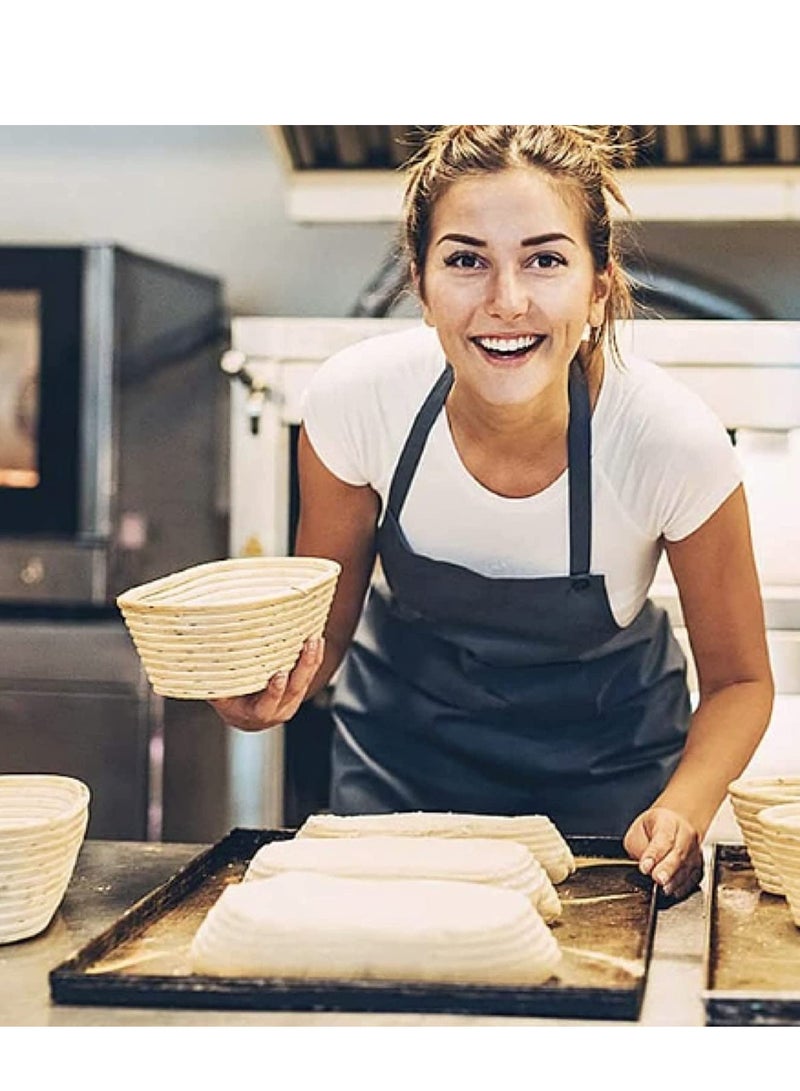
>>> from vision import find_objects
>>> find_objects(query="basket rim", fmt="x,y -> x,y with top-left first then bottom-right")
0,776 -> 90,835
116,556 -> 341,614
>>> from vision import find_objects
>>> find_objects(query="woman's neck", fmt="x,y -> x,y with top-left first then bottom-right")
444,357 -> 603,499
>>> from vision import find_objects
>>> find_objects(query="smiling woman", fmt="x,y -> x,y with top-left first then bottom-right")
403,125 -> 635,374
414,167 -> 612,496
210,126 -> 774,904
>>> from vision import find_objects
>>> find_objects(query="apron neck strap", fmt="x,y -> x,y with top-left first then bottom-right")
386,357 -> 592,577
386,364 -> 454,519
567,356 -> 592,577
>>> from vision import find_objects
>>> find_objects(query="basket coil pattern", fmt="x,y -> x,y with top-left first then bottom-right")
758,802 -> 800,925
728,776 -> 800,895
116,557 -> 341,700
0,774 -> 90,944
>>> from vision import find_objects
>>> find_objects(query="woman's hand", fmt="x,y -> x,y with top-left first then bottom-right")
623,806 -> 703,901
208,637 -> 325,732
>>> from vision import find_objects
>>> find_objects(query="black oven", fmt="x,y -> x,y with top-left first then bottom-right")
0,248 -> 83,537
0,243 -> 228,608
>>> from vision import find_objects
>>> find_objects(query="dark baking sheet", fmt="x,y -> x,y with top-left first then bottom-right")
50,829 -> 656,1020
704,843 -> 800,1026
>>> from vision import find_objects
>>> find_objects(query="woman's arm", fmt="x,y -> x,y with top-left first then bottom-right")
294,426 -> 381,696
209,426 -> 380,731
623,484 -> 775,897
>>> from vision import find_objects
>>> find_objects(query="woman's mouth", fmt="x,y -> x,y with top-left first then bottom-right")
471,334 -> 546,365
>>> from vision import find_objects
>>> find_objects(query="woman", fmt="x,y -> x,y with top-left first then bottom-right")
213,126 -> 774,901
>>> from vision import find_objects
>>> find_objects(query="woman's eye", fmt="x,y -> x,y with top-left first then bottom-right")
443,251 -> 485,270
529,253 -> 566,270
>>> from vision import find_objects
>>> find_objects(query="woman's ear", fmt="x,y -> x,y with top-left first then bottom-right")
588,264 -> 613,329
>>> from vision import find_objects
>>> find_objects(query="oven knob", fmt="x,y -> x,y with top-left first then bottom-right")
19,556 -> 45,586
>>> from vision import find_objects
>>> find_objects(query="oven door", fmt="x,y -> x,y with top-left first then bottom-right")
0,247 -> 83,537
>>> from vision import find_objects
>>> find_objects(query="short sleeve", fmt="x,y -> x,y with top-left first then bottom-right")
298,324 -> 444,493
652,403 -> 744,542
299,349 -> 373,487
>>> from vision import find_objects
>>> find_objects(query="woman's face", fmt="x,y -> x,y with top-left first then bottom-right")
417,167 -> 611,407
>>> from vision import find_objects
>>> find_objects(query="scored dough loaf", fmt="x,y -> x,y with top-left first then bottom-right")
189,871 -> 562,986
296,812 -> 576,884
245,835 -> 562,922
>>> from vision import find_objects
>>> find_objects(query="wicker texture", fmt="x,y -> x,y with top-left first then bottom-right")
728,776 -> 800,894
117,557 -> 340,699
0,775 -> 90,944
758,802 -> 800,924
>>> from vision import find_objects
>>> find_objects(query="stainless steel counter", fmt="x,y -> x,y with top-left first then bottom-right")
0,839 -> 712,1027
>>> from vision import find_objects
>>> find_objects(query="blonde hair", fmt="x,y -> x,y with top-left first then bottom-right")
402,125 -> 636,369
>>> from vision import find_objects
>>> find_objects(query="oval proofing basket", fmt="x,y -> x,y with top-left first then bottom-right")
116,557 -> 341,699
0,774 -> 90,944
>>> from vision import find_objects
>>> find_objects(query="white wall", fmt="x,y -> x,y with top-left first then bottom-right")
0,126 -> 397,317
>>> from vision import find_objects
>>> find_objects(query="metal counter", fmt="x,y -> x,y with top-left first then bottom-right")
1,839 -> 708,1027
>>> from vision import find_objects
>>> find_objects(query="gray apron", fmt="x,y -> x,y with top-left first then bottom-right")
329,359 -> 691,835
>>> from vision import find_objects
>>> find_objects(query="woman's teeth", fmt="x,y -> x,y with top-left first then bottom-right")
474,335 -> 543,358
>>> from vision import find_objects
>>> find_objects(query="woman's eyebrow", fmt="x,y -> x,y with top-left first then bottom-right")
435,231 -> 577,247
435,233 -> 486,247
521,232 -> 576,246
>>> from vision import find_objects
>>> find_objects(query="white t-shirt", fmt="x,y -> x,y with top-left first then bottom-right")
301,325 -> 742,627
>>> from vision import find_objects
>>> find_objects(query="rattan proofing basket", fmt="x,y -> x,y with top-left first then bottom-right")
116,556 -> 341,699
727,776 -> 800,894
0,774 -> 90,944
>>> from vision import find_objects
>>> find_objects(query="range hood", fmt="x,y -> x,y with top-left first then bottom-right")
267,125 -> 800,224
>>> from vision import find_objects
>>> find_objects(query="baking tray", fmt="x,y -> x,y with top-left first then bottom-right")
50,828 -> 656,1020
703,843 -> 800,1025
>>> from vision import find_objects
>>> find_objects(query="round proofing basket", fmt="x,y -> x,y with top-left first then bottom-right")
0,775 -> 90,944
758,803 -> 800,925
728,776 -> 800,803
116,556 -> 341,700
728,777 -> 800,894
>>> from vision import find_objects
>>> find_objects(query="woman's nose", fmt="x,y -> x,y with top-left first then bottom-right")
485,268 -> 528,320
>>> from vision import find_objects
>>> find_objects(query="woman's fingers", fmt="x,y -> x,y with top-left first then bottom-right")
638,820 -> 679,878
281,637 -> 325,709
625,807 -> 702,894
208,637 -> 325,732
209,690 -> 278,731
648,825 -> 696,889
662,856 -> 704,901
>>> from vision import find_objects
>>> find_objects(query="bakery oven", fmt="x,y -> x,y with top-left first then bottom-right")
0,244 -> 231,843
223,316 -> 800,832
0,249 -> 83,539
0,243 -> 227,607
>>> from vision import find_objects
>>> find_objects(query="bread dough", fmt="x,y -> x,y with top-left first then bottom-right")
246,835 -> 561,922
297,811 -> 576,884
189,871 -> 562,986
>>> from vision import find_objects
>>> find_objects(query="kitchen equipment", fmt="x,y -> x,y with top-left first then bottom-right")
117,556 -> 340,699
0,243 -> 227,607
222,317 -> 800,832
0,774 -> 89,944
267,126 -> 800,224
49,830 -> 656,1020
0,244 -> 232,843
